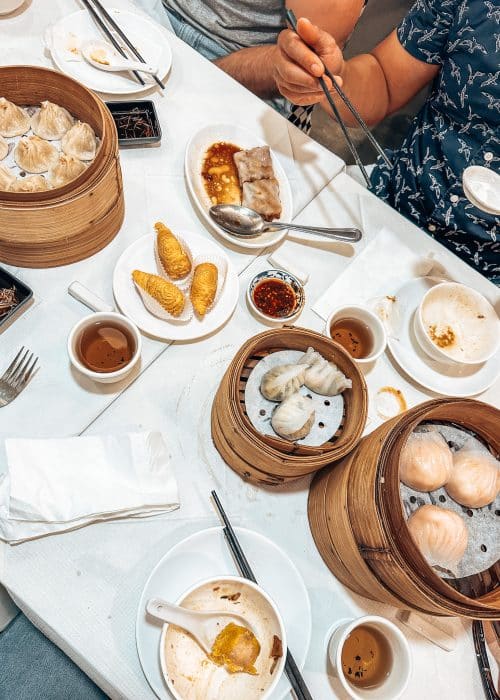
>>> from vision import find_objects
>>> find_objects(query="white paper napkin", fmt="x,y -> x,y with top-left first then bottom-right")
0,432 -> 179,544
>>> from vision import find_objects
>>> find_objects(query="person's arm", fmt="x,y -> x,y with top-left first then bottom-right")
213,0 -> 365,99
274,18 -> 439,125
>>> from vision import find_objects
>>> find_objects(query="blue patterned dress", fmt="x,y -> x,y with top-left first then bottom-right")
371,0 -> 500,283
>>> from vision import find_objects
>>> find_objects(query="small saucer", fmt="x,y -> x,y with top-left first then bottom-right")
247,269 -> 305,324
386,277 -> 500,396
463,166 -> 500,215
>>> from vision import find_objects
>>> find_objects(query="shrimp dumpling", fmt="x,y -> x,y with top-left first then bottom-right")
302,355 -> 351,396
31,100 -> 74,140
260,364 -> 306,402
9,175 -> 50,192
49,154 -> 86,188
62,121 -> 97,161
407,504 -> 468,570
271,393 -> 315,441
445,443 -> 499,508
400,430 -> 453,491
0,164 -> 15,190
0,98 -> 30,137
14,135 -> 58,173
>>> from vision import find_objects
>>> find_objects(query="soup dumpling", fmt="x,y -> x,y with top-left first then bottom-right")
31,100 -> 74,140
0,134 -> 9,160
14,135 -> 58,174
9,175 -> 50,192
400,430 -> 453,491
49,154 -> 86,188
0,98 -> 30,137
62,121 -> 97,161
0,164 -> 15,190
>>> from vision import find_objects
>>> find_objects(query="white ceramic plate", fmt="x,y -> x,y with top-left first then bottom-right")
136,527 -> 311,700
47,8 -> 172,95
463,166 -> 500,215
185,124 -> 293,250
113,230 -> 239,340
387,277 -> 500,396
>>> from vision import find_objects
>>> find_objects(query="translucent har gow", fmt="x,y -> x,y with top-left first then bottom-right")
271,393 -> 315,441
400,430 -> 453,491
14,135 -> 58,174
445,443 -> 499,508
31,100 -> 74,140
297,347 -> 351,396
48,154 -> 86,188
407,504 -> 468,570
260,364 -> 306,402
0,164 -> 15,190
0,98 -> 30,137
61,121 -> 97,161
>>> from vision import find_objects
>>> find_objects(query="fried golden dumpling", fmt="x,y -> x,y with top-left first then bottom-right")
31,100 -> 74,140
9,175 -> 50,192
0,134 -> 8,161
49,154 -> 86,188
14,135 -> 58,173
132,270 -> 185,317
0,164 -> 15,190
62,121 -> 97,161
0,98 -> 30,137
190,262 -> 218,317
155,221 -> 192,280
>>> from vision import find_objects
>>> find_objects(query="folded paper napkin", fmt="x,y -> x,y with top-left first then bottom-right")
0,432 -> 179,544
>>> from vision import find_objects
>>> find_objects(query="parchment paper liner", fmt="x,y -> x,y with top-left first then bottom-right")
133,278 -> 193,323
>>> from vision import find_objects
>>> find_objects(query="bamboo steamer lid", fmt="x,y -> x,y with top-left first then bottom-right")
0,65 -> 124,267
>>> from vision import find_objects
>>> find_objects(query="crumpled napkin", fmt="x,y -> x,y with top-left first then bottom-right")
0,431 -> 179,544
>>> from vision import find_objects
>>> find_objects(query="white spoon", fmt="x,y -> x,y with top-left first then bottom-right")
81,39 -> 157,75
146,597 -> 255,655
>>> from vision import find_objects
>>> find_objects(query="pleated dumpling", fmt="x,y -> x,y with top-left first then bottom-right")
0,134 -> 9,160
271,393 -> 315,441
31,100 -> 74,140
261,364 -> 306,402
49,154 -> 86,188
155,221 -> 192,280
9,175 -> 50,192
14,135 -> 58,173
132,270 -> 185,318
0,98 -> 30,137
0,164 -> 16,190
190,262 -> 218,317
62,121 -> 97,161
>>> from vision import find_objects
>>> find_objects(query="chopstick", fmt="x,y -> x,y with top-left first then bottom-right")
80,0 -> 145,86
211,490 -> 314,700
285,10 -> 392,175
472,621 -> 500,700
87,0 -> 166,90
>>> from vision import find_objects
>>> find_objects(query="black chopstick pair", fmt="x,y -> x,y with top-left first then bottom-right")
211,490 -> 314,700
80,0 -> 165,90
285,9 -> 392,186
473,621 -> 500,700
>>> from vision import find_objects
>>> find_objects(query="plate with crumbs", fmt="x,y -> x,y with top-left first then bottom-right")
185,124 -> 293,250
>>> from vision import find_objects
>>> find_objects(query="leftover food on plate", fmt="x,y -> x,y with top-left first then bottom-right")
202,142 -> 282,221
210,622 -> 261,675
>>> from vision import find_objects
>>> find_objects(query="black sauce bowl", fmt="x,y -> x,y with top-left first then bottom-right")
0,267 -> 33,330
106,100 -> 162,146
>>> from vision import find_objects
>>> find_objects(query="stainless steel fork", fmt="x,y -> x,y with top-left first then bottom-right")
0,347 -> 38,407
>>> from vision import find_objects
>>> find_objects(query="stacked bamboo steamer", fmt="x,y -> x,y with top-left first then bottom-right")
0,65 -> 124,268
211,327 -> 368,486
309,398 -> 500,619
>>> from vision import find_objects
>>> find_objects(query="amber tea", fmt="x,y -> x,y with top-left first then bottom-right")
77,320 -> 136,373
330,316 -> 374,359
341,624 -> 393,689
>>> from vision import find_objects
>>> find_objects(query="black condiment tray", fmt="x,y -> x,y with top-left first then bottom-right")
106,100 -> 162,146
0,266 -> 33,330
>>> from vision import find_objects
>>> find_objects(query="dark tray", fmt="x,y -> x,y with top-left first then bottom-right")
106,100 -> 162,146
0,266 -> 33,330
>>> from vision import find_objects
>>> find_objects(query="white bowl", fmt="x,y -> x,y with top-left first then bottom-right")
159,575 -> 287,700
247,269 -> 305,324
414,282 -> 499,365
328,615 -> 411,700
67,311 -> 142,383
325,304 -> 387,364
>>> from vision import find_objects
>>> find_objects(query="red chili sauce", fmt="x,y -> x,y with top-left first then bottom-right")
252,278 -> 297,318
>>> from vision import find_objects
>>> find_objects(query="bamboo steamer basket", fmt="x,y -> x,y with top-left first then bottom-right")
0,65 -> 124,267
211,327 -> 368,484
308,398 -> 500,619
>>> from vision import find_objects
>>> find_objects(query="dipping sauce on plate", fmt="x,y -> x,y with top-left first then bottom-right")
77,321 -> 135,373
341,624 -> 392,689
202,141 -> 242,206
330,317 -> 374,359
252,278 -> 297,318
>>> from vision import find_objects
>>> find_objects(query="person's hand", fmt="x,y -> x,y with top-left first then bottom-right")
274,17 -> 345,106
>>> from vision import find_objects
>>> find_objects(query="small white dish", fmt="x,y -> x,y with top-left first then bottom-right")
327,615 -> 411,700
67,310 -> 142,383
47,9 -> 172,95
185,124 -> 293,250
0,0 -> 24,14
325,304 -> 387,364
463,166 -> 500,215
247,269 -> 305,324
158,576 -> 287,700
135,526 -> 311,700
113,229 -> 239,341
386,277 -> 500,396
414,282 -> 499,365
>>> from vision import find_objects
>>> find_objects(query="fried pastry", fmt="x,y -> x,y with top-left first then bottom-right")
132,270 -> 185,317
190,262 -> 218,317
155,221 -> 192,280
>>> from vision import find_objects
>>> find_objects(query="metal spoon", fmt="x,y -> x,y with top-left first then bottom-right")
209,204 -> 362,242
81,39 -> 157,75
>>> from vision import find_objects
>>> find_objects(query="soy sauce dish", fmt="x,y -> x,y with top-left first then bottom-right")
247,270 -> 305,323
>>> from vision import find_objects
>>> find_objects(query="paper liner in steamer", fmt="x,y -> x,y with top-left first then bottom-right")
133,279 -> 193,323
154,233 -> 194,289
190,253 -> 228,317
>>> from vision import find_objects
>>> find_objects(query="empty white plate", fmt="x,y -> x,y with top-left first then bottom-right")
463,166 -> 500,215
185,124 -> 293,250
136,526 -> 311,700
113,229 -> 239,341
386,277 -> 500,396
47,8 -> 172,95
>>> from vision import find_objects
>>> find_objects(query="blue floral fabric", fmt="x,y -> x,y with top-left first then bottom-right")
370,0 -> 500,283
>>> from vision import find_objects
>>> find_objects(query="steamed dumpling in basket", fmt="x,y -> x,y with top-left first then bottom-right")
14,136 -> 58,174
0,164 -> 15,190
9,175 -> 50,192
62,121 -> 97,161
298,346 -> 352,396
0,98 -> 30,137
31,100 -> 74,140
49,154 -> 86,188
